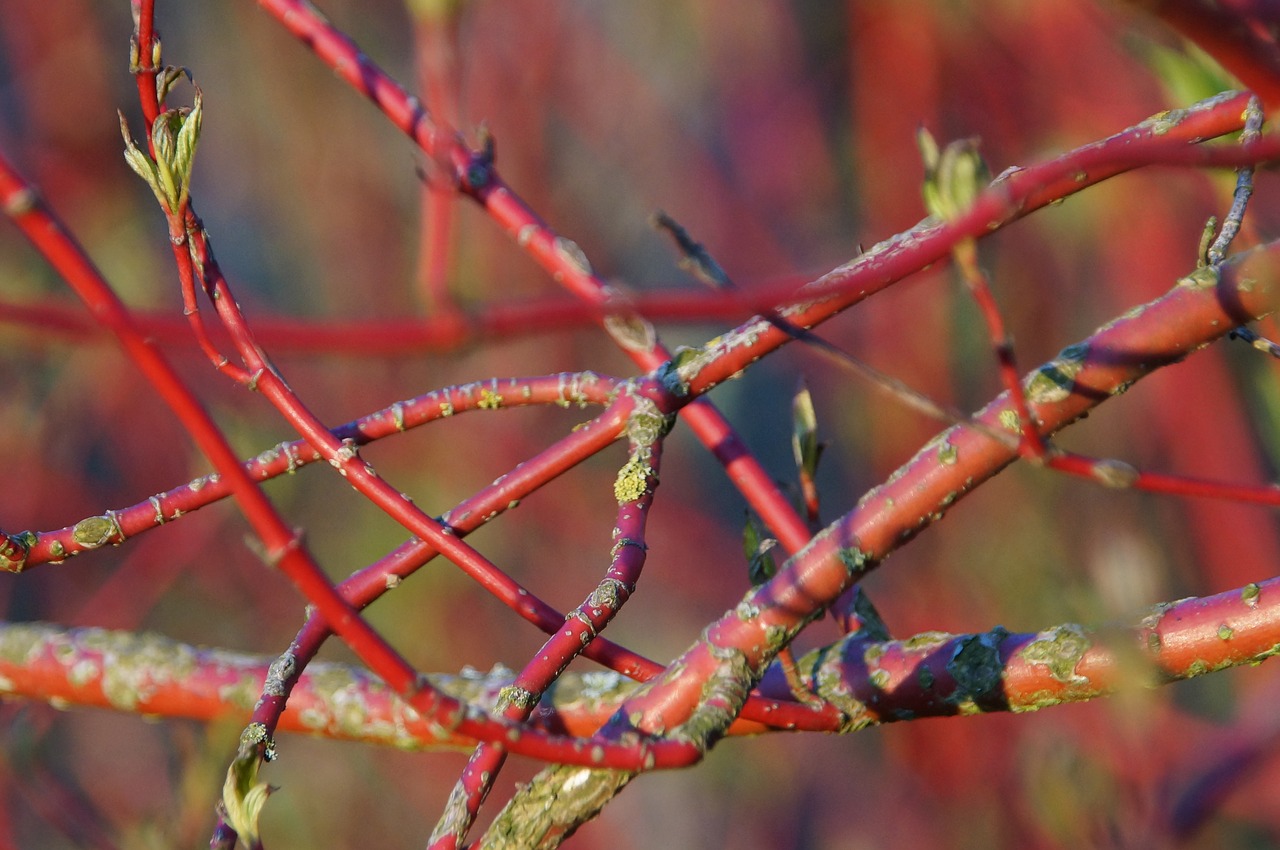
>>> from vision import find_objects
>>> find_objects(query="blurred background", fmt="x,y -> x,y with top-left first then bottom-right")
2,0 -> 1280,847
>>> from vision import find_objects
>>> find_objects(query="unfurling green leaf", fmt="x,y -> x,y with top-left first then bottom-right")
171,90 -> 203,208
119,86 -> 203,213
119,111 -> 167,208
917,125 -> 941,176
155,65 -> 191,105
221,722 -> 278,845
791,380 -> 823,482
918,127 -> 989,222
742,510 -> 778,586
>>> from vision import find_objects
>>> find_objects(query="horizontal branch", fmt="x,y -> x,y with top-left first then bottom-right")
14,372 -> 620,570
6,571 -> 1272,748
764,578 -> 1280,725
0,620 -> 503,749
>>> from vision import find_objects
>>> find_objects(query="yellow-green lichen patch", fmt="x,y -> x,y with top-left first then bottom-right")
556,371 -> 600,408
71,628 -> 200,712
549,671 -> 634,713
625,397 -> 672,447
673,644 -> 753,749
386,401 -> 407,432
1218,623 -> 1234,641
1177,265 -> 1221,290
998,409 -> 1021,433
72,515 -> 120,549
263,651 -> 297,697
0,623 -> 48,672
837,546 -> 872,578
239,721 -> 271,750
1242,583 -> 1261,608
1249,642 -> 1280,666
302,664 -> 409,745
1139,599 -> 1180,631
477,388 -> 503,410
1009,689 -> 1067,714
0,531 -> 34,572
1018,623 -> 1090,684
290,664 -> 366,734
588,579 -> 623,611
903,631 -> 953,652
805,646 -> 875,730
216,668 -> 266,712
67,658 -> 100,688
613,456 -> 653,504
761,622 -> 792,658
295,704 -> 329,733
1025,344 -> 1088,405
811,655 -> 844,698
1144,106 -> 1187,136
937,439 -> 959,465
495,685 -> 538,713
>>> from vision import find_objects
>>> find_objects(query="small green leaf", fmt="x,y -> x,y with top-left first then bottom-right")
172,90 -> 203,208
918,127 -> 989,222
155,65 -> 191,105
150,109 -> 180,171
119,111 -> 168,208
791,380 -> 822,481
221,723 -> 278,845
917,125 -> 941,175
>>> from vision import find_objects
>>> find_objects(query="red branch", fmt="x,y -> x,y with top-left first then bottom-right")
612,240 -> 1280,741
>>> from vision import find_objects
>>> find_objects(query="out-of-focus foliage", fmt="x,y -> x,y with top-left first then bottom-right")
2,1 -> 1280,848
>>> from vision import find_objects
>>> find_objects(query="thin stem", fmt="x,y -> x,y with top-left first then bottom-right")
432,439 -> 663,848
1208,95 -> 1264,266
